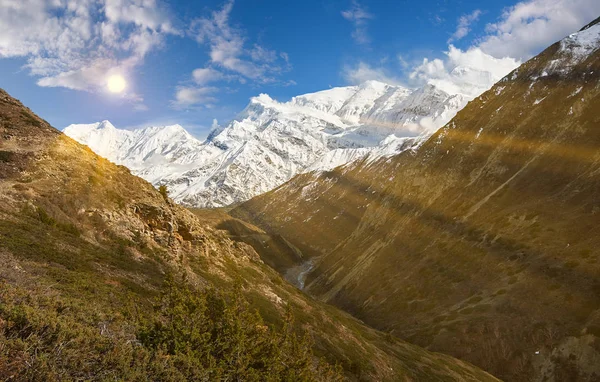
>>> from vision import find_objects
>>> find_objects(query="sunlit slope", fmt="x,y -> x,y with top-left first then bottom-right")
233,18 -> 600,381
0,89 -> 498,381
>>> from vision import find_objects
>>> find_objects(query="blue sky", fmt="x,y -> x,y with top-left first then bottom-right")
1,0 -> 599,138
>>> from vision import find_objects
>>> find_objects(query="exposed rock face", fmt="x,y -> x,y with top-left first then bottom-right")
233,18 -> 600,381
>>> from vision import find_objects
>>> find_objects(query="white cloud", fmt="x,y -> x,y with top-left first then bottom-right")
395,0 -> 595,99
190,1 -> 290,82
192,67 -> 224,85
341,1 -> 373,45
449,10 -> 482,42
0,0 -> 176,107
343,0 -> 597,100
410,46 -> 520,97
133,102 -> 150,112
477,0 -> 600,60
250,45 -> 278,63
344,47 -> 519,99
172,86 -> 218,109
104,0 -> 176,33
342,62 -> 403,85
36,59 -> 122,91
397,55 -> 411,70
177,1 -> 292,108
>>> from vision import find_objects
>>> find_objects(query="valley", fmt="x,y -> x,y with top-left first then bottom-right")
233,17 -> 600,381
0,88 -> 499,381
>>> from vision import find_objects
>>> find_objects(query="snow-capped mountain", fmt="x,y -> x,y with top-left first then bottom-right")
64,75 -> 504,207
63,121 -> 205,177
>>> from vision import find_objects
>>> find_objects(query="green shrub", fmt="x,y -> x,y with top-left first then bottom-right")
35,206 -> 80,236
37,206 -> 56,226
159,185 -> 169,200
0,277 -> 343,382
0,150 -> 13,162
138,275 -> 342,381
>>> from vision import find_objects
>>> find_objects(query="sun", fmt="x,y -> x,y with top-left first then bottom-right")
107,74 -> 127,93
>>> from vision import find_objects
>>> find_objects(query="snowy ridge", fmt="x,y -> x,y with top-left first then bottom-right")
65,75 -> 502,207
560,21 -> 600,62
64,121 -> 205,173
540,21 -> 600,77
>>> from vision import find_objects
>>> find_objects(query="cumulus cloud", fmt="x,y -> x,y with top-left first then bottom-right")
399,0 -> 596,99
410,46 -> 520,97
343,0 -> 597,98
0,0 -> 177,108
477,0 -> 600,60
341,1 -> 374,45
250,45 -> 278,63
344,46 -> 519,99
449,10 -> 482,42
343,0 -> 600,100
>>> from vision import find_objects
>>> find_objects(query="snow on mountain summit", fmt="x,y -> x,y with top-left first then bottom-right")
64,76 -> 505,207
290,85 -> 358,114
63,122 -> 204,173
555,19 -> 600,68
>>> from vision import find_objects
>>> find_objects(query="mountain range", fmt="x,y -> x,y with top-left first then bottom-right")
64,62 -> 513,208
4,9 -> 600,382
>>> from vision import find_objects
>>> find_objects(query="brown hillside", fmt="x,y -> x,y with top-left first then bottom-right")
233,21 -> 600,381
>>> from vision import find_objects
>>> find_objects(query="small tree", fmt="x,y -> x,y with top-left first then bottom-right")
158,184 -> 169,201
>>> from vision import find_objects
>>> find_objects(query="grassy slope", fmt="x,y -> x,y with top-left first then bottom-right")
0,89 -> 497,381
233,23 -> 600,381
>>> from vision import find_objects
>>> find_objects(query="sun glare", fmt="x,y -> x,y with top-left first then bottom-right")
107,75 -> 127,93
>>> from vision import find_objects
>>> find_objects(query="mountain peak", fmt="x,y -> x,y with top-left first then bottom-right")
560,20 -> 600,62
359,79 -> 393,90
580,16 -> 600,31
250,93 -> 276,105
98,120 -> 116,129
139,124 -> 188,136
